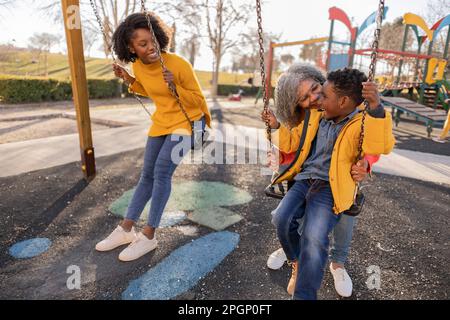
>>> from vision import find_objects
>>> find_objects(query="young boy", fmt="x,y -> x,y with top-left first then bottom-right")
266,68 -> 395,300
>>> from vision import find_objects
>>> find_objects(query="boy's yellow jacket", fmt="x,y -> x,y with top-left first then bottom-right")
270,108 -> 396,214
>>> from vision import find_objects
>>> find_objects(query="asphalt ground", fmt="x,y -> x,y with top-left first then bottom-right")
0,143 -> 448,300
0,98 -> 448,300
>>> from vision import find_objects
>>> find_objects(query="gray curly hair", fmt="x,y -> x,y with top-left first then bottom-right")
275,63 -> 325,128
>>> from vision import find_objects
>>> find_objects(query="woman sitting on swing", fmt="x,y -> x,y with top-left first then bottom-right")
262,64 -> 381,298
95,12 -> 211,262
261,64 -> 394,299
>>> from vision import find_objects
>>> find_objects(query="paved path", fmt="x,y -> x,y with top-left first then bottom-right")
0,101 -> 449,186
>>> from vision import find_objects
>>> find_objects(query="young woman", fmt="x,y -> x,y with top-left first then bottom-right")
95,12 -> 211,262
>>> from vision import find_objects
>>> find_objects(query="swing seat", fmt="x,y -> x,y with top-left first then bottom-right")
264,182 -> 288,199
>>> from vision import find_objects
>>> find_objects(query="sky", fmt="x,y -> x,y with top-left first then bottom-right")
0,0 -> 436,71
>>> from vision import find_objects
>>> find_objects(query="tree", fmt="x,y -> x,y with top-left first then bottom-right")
148,0 -> 203,64
0,0 -> 12,6
280,53 -> 295,66
180,35 -> 201,67
0,0 -> 13,19
299,42 -> 325,63
231,28 -> 280,73
425,0 -> 450,59
83,27 -> 98,57
379,17 -> 416,78
153,0 -> 252,97
32,0 -> 143,57
28,32 -> 60,77
202,0 -> 253,98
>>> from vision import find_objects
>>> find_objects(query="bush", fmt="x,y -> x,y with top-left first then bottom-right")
0,76 -> 123,103
87,79 -> 122,99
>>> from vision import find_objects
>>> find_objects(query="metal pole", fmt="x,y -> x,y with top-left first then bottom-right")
396,24 -> 409,83
414,43 -> 422,81
326,19 -> 335,71
443,26 -> 450,79
349,27 -> 358,68
266,42 -> 274,101
423,40 -> 434,80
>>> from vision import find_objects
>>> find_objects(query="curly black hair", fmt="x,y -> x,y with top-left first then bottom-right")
112,12 -> 171,63
327,68 -> 368,105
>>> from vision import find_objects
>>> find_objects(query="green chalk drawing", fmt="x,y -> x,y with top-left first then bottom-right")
189,207 -> 243,231
109,181 -> 252,228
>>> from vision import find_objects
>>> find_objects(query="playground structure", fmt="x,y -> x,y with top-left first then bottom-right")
375,13 -> 450,111
263,7 -> 450,110
260,6 -> 450,137
381,96 -> 448,137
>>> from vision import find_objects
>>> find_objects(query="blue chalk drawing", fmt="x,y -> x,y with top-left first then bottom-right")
9,238 -> 52,259
122,231 -> 240,300
159,211 -> 187,228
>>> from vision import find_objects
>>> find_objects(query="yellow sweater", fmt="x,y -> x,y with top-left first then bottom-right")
129,52 -> 212,137
270,108 -> 396,214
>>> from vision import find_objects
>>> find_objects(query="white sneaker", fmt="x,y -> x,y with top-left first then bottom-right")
432,137 -> 447,143
329,264 -> 353,297
267,248 -> 287,270
95,225 -> 137,252
118,232 -> 158,262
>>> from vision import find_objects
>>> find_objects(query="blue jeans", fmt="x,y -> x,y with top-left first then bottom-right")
294,210 -> 355,265
275,165 -> 356,266
330,214 -> 355,264
271,179 -> 341,300
126,118 -> 205,227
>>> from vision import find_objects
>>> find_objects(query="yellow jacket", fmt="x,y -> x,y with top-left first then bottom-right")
270,108 -> 396,214
129,52 -> 212,137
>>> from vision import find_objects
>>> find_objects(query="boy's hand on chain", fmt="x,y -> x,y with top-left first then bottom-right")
362,81 -> 381,109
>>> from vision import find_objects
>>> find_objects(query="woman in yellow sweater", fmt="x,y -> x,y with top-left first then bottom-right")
95,13 -> 211,262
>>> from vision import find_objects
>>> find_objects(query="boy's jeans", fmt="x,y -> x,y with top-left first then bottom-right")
296,210 -> 355,265
271,179 -> 340,300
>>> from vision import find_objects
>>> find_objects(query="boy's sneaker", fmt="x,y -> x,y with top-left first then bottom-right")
95,225 -> 137,252
287,260 -> 298,296
267,248 -> 287,270
118,232 -> 158,262
329,264 -> 353,297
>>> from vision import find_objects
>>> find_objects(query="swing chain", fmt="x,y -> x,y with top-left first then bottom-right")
255,0 -> 273,147
89,0 -> 153,117
352,0 -> 384,206
356,0 -> 385,161
89,0 -> 114,61
140,0 -> 194,132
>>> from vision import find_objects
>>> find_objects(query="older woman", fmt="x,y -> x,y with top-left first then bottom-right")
262,64 -> 379,298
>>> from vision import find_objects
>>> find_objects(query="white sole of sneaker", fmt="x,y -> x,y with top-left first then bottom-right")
118,243 -> 158,262
95,239 -> 134,252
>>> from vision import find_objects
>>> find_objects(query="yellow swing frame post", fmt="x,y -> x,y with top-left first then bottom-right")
61,0 -> 96,181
